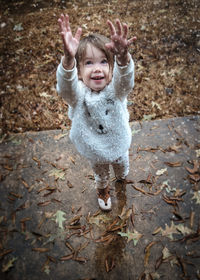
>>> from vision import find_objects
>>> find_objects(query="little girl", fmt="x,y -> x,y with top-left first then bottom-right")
56,14 -> 136,210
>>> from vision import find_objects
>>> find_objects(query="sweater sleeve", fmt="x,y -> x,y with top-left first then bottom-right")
56,58 -> 80,107
112,54 -> 135,100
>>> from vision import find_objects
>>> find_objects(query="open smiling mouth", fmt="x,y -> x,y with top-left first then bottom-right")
91,76 -> 104,80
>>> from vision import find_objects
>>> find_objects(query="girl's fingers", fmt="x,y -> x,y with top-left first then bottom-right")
107,20 -> 116,36
127,36 -> 137,46
64,14 -> 71,32
116,19 -> 122,36
74,27 -> 82,41
122,23 -> 128,39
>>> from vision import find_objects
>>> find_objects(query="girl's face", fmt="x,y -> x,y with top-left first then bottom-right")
79,44 -> 112,92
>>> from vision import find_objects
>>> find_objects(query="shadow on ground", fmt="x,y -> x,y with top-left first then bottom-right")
0,116 -> 200,280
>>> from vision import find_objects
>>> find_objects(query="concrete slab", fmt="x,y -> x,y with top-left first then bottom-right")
0,116 -> 199,280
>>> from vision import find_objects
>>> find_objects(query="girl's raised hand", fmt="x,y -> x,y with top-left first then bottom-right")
106,19 -> 136,65
58,14 -> 82,63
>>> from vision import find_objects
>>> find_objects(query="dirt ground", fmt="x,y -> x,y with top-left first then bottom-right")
0,0 -> 200,135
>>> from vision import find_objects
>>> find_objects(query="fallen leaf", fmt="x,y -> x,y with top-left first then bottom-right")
32,157 -> 41,167
118,207 -> 132,220
88,214 -> 111,227
155,255 -> 163,270
144,241 -> 157,266
162,247 -> 172,260
165,144 -> 181,153
192,191 -> 200,204
118,230 -> 143,245
176,224 -> 194,235
132,185 -> 149,195
131,204 -> 135,227
150,272 -> 161,279
60,253 -> 74,261
132,128 -> 141,135
67,180 -> 74,188
161,222 -> 178,240
0,216 -> 5,224
164,161 -> 182,167
152,227 -> 162,235
162,247 -> 178,267
105,256 -> 115,273
65,241 -> 75,253
32,248 -> 50,253
13,23 -> 24,31
43,264 -> 50,275
54,133 -> 68,141
53,210 -> 66,229
9,192 -> 23,199
21,179 -> 29,189
49,168 -> 66,180
185,160 -> 199,174
69,215 -> 82,226
152,101 -> 161,110
156,168 -> 167,176
188,174 -> 200,182
142,114 -> 156,121
161,222 -> 195,240
190,211 -> 195,228
69,156 -> 76,165
2,257 -> 17,272
74,256 -> 87,263
195,149 -> 200,157
37,201 -> 51,207
0,249 -> 13,258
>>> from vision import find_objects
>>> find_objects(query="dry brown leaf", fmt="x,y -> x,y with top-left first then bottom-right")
144,241 -> 157,266
60,253 -> 74,261
37,201 -> 51,207
74,256 -> 87,263
0,249 -> 13,258
21,179 -> 29,189
32,248 -> 50,253
185,160 -> 199,174
67,180 -> 74,188
189,174 -> 200,182
164,161 -> 182,167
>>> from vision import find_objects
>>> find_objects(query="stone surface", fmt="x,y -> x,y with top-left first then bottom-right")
0,116 -> 199,280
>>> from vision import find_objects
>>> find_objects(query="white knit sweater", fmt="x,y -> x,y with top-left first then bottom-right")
56,57 -> 135,163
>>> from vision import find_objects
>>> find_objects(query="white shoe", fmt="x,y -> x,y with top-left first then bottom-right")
97,186 -> 112,211
98,196 -> 112,211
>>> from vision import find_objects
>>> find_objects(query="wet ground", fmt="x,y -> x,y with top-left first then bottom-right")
0,116 -> 200,280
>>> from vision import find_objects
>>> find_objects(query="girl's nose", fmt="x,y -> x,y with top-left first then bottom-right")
94,63 -> 102,72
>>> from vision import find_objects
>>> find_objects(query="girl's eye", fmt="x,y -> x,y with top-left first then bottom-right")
85,60 -> 93,65
101,59 -> 108,64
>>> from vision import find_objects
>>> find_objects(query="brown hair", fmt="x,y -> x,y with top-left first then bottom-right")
75,33 -> 114,72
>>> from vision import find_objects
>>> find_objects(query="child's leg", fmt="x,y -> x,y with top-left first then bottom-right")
91,162 -> 110,189
112,151 -> 129,180
90,162 -> 111,210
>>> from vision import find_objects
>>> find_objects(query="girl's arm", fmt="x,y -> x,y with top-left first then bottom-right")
56,14 -> 82,106
106,19 -> 136,98
58,14 -> 82,69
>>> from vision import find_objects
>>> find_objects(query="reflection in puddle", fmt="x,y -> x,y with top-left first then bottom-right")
94,180 -> 128,276
95,235 -> 126,275
115,180 -> 127,213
